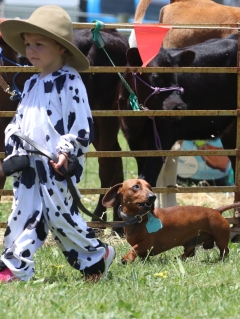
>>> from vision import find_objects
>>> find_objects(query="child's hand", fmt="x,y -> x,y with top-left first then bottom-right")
50,152 -> 69,176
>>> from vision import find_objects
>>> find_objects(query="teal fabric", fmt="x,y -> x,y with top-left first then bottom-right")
146,213 -> 163,233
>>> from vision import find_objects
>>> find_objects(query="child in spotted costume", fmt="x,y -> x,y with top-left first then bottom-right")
0,5 -> 115,282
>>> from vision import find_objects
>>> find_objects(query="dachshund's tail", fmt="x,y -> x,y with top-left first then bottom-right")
217,202 -> 240,214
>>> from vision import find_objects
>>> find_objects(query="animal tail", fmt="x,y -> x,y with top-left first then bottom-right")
134,0 -> 152,23
217,202 -> 240,214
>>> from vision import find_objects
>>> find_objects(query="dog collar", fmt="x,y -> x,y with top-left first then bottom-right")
118,205 -> 150,224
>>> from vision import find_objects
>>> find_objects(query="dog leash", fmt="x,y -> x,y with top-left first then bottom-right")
12,131 -> 148,228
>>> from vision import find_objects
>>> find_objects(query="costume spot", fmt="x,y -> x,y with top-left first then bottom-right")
16,261 -> 27,269
36,218 -> 48,241
4,226 -> 11,237
67,112 -> 76,131
69,86 -> 73,90
87,257 -> 91,261
75,88 -> 79,95
69,75 -> 75,80
64,198 -> 68,206
57,205 -> 61,210
57,228 -> 66,237
63,249 -> 80,270
52,71 -> 61,77
55,74 -> 66,94
62,213 -> 78,227
13,181 -> 19,188
47,110 -> 52,116
45,207 -> 50,220
36,160 -> 47,184
77,129 -> 89,147
70,202 -> 78,216
77,148 -> 83,157
44,81 -> 54,93
55,212 -> 60,217
13,217 -> 17,221
73,96 -> 80,103
24,210 -> 40,230
21,167 -> 36,189
48,188 -> 54,196
17,210 -> 21,215
22,249 -> 31,258
75,163 -> 83,183
86,228 -> 96,239
46,135 -> 50,142
32,240 -> 35,244
54,235 -> 61,242
28,78 -> 37,92
54,118 -> 64,135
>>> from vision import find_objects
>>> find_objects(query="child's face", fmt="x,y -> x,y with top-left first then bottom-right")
24,33 -> 66,77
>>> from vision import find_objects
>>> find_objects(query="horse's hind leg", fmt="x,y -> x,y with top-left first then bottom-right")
0,160 -> 6,200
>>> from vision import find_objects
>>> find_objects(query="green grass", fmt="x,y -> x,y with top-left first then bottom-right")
0,243 -> 240,319
0,131 -> 240,318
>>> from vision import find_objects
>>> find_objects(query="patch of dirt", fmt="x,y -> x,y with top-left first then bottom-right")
176,192 -> 234,208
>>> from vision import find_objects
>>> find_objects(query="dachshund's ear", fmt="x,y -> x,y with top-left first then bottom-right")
102,183 -> 123,207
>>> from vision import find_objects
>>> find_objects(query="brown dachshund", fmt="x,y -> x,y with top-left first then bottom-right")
102,179 -> 240,263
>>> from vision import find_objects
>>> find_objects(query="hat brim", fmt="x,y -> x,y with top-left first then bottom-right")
0,19 -> 89,72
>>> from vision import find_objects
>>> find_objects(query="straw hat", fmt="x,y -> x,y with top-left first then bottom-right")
0,5 -> 89,71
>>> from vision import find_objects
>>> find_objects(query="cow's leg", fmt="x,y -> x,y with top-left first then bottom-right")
221,120 -> 236,182
92,117 -> 123,225
138,156 -> 163,188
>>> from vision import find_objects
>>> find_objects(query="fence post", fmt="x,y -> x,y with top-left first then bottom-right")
231,29 -> 240,239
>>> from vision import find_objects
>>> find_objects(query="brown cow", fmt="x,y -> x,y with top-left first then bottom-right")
133,0 -> 240,48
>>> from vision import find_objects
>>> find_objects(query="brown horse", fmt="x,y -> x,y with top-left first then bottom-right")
0,28 -> 129,232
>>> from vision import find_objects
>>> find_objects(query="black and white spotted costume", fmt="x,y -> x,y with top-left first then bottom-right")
1,65 -> 107,281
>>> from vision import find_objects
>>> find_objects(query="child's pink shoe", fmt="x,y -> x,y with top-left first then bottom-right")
0,268 -> 19,282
